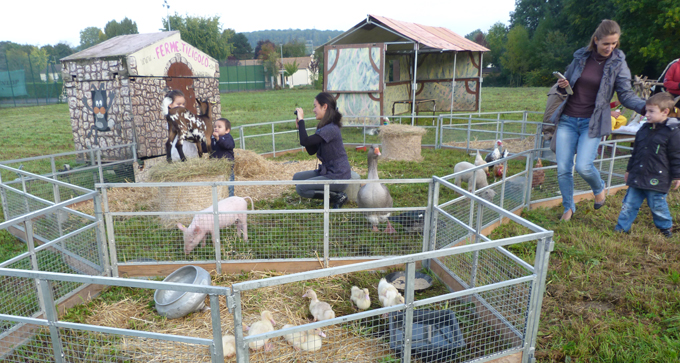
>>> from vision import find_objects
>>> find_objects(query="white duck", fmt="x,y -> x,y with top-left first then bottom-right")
474,150 -> 490,177
378,278 -> 404,308
350,286 -> 371,310
248,311 -> 276,351
357,145 -> 395,233
222,323 -> 249,358
302,289 -> 336,321
282,324 -> 326,351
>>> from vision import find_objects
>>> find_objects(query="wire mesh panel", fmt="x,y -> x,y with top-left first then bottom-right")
0,325 -> 54,363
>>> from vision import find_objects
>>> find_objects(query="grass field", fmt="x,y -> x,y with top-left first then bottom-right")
1,87 -> 679,362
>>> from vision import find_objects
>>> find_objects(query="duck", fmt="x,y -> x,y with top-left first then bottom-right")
387,210 -> 426,233
485,140 -> 503,163
302,289 -> 336,321
378,278 -> 404,308
222,323 -> 249,358
357,145 -> 395,233
474,150 -> 490,177
350,286 -> 371,310
248,310 -> 276,351
282,324 -> 326,351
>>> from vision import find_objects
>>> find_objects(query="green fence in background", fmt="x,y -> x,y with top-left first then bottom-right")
1,50 -> 63,108
219,64 -> 265,92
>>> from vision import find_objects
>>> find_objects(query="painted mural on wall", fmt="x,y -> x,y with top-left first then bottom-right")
336,93 -> 382,125
326,46 -> 382,92
82,83 -> 119,144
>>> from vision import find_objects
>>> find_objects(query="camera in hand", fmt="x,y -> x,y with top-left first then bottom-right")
293,110 -> 298,116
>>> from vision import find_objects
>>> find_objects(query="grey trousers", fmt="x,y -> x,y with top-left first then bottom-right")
293,170 -> 347,198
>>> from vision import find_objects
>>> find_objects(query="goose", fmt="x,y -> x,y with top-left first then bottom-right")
350,286 -> 371,310
302,289 -> 335,321
357,145 -> 395,233
248,311 -> 276,351
282,324 -> 326,351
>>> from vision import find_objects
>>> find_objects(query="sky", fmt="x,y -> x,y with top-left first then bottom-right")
2,0 -> 516,47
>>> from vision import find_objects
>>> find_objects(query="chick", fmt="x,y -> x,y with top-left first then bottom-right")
222,323 -> 249,358
303,289 -> 336,321
350,286 -> 371,310
281,324 -> 326,352
248,311 -> 276,351
378,278 -> 405,308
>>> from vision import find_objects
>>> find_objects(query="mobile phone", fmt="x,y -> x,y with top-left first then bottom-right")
553,71 -> 573,95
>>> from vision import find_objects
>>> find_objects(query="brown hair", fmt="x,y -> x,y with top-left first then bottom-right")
215,118 -> 231,130
164,89 -> 185,102
587,19 -> 621,52
647,92 -> 678,118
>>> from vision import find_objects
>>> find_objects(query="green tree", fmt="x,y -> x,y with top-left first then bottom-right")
104,17 -> 139,39
282,39 -> 307,57
79,27 -> 105,50
615,0 -> 680,76
259,42 -> 280,87
41,42 -> 74,60
29,47 -> 49,76
284,60 -> 299,78
485,22 -> 508,69
162,14 -> 233,61
231,33 -> 253,60
501,25 -> 532,86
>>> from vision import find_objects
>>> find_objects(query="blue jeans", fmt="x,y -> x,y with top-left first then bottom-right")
555,115 -> 605,214
615,187 -> 672,232
229,163 -> 235,197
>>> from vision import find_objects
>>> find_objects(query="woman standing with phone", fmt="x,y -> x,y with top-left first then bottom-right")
551,19 -> 645,222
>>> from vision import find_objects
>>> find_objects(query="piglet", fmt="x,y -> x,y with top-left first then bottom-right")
178,196 -> 253,254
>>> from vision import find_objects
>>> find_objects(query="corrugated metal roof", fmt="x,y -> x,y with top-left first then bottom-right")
324,15 -> 488,52
61,31 -> 179,61
368,15 -> 489,52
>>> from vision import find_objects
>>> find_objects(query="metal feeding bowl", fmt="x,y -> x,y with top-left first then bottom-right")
154,265 -> 212,319
385,271 -> 434,292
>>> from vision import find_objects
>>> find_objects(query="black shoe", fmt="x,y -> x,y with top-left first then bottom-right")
310,191 -> 325,200
329,191 -> 348,209
660,229 -> 673,238
594,193 -> 606,210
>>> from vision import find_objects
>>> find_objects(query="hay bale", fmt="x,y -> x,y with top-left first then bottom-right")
234,149 -> 269,177
145,158 -> 232,228
379,124 -> 427,161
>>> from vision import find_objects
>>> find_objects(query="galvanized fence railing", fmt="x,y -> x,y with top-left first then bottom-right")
0,268 -> 230,363
0,143 -> 137,217
227,182 -> 553,363
96,178 -> 433,276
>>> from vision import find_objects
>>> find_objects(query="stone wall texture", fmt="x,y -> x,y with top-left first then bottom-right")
62,55 -> 221,160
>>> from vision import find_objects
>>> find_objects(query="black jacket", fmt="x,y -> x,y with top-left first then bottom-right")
626,117 -> 680,193
210,134 -> 235,161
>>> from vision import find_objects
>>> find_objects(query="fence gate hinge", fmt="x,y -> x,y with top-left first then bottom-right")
226,295 -> 235,314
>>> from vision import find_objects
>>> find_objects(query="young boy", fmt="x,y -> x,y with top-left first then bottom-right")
210,118 -> 235,197
615,92 -> 680,237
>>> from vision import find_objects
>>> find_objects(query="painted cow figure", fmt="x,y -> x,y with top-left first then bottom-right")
178,196 -> 253,254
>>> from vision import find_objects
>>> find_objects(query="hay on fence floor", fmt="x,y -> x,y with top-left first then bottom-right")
445,136 -> 537,154
379,124 -> 427,161
147,157 -> 234,182
85,271 -> 389,362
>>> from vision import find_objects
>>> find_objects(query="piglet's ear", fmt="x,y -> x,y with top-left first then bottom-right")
177,223 -> 187,232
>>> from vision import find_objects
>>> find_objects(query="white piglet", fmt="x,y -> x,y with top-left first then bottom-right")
178,196 -> 253,254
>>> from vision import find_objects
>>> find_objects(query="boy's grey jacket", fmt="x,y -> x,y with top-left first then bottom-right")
550,48 -> 645,138
626,117 -> 680,193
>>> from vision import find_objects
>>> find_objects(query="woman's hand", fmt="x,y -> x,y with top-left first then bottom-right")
557,78 -> 570,89
295,107 -> 304,128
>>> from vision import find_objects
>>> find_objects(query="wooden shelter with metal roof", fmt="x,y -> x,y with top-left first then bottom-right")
322,14 -> 489,124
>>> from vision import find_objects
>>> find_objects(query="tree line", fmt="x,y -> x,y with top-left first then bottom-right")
471,0 -> 678,87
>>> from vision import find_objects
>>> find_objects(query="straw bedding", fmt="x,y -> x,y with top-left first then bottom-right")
82,271 -> 394,362
445,136 -> 537,154
379,124 -> 427,161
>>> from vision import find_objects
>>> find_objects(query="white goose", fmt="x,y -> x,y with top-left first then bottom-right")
357,145 -> 395,233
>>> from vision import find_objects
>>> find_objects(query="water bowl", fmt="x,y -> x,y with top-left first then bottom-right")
154,265 -> 212,319
385,271 -> 433,292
